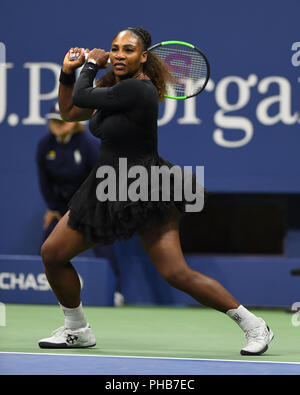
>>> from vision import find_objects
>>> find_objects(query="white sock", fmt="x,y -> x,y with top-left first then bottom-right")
60,302 -> 87,330
226,305 -> 261,332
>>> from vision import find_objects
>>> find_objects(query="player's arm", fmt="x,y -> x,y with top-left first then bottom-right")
59,48 -> 94,122
72,49 -> 143,112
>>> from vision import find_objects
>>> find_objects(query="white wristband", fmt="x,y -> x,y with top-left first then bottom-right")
86,58 -> 97,65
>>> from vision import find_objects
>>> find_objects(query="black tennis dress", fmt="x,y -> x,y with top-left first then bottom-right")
68,62 -> 201,245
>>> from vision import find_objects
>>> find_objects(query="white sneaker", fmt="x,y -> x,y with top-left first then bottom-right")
38,324 -> 96,349
114,291 -> 125,307
240,318 -> 274,355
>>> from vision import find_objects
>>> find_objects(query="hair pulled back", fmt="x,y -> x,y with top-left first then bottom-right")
96,27 -> 172,101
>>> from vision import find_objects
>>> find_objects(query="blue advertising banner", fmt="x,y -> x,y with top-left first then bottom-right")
0,255 -> 115,306
0,0 -> 300,254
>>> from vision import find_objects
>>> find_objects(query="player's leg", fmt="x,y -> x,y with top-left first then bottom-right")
41,210 -> 96,308
138,209 -> 274,355
139,209 -> 239,312
39,210 -> 97,348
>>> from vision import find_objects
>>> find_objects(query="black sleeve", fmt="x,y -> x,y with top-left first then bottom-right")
72,63 -> 144,112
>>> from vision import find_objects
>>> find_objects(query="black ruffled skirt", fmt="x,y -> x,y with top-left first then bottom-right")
68,156 -> 205,245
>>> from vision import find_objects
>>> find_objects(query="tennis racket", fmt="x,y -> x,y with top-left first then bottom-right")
148,41 -> 210,99
68,41 -> 210,100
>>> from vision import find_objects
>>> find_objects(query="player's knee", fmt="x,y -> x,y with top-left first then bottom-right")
161,267 -> 193,291
40,240 -> 63,269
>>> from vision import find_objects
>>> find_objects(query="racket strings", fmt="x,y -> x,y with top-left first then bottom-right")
151,44 -> 208,97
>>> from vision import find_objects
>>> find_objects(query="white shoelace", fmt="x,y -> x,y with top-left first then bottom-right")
245,325 -> 268,343
51,326 -> 67,337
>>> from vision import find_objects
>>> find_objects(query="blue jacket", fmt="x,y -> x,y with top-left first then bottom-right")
36,131 -> 99,214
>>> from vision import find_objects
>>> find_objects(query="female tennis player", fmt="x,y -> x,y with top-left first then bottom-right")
38,27 -> 273,355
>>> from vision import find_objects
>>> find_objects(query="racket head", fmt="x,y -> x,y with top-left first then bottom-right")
148,41 -> 210,100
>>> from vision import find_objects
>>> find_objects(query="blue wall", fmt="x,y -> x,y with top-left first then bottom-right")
1,0 -> 300,256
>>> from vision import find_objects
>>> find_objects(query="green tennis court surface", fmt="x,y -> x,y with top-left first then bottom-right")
0,304 -> 299,363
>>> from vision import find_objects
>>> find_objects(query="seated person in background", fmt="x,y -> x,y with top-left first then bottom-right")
36,102 -> 124,306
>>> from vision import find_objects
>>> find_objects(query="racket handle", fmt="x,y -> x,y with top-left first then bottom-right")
68,49 -> 111,64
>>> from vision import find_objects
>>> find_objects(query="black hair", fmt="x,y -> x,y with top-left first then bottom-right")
96,27 -> 173,101
126,27 -> 151,50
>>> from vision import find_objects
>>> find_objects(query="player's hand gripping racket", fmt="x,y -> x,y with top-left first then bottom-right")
69,41 -> 210,100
